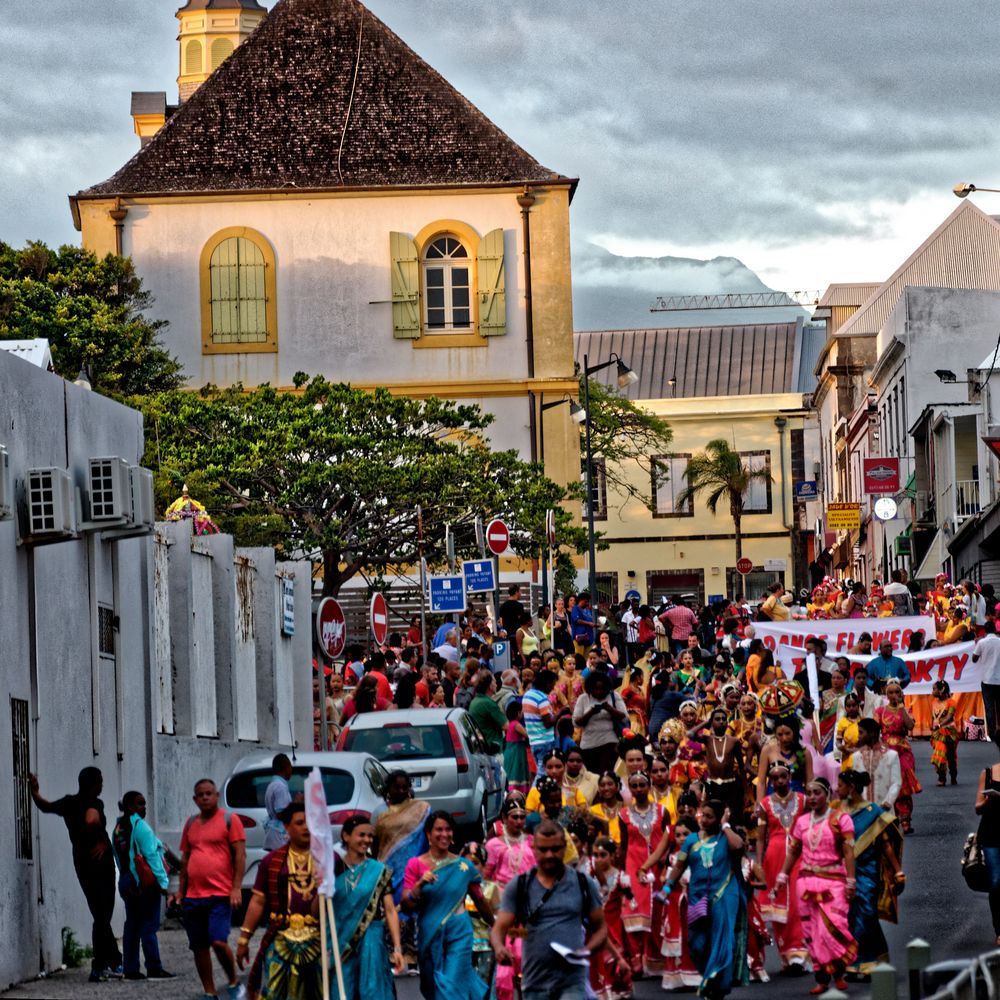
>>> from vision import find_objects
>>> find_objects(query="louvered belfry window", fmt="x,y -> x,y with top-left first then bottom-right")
209,237 -> 269,344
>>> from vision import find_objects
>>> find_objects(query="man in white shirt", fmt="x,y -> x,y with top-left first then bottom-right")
882,569 -> 915,617
621,598 -> 640,663
975,621 -> 1000,739
432,628 -> 460,664
263,753 -> 293,851
850,718 -> 901,812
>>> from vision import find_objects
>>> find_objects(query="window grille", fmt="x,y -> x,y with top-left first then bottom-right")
210,237 -> 268,344
98,606 -> 116,657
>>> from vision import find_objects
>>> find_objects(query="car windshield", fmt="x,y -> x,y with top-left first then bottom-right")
225,766 -> 355,809
342,724 -> 451,761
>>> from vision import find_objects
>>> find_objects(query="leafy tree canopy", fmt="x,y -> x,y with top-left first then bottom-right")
138,375 -> 588,596
582,374 -> 673,510
0,241 -> 183,397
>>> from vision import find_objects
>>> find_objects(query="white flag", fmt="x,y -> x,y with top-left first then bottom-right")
304,767 -> 335,897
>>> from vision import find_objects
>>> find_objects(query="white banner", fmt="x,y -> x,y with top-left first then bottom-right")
752,617 -> 981,695
305,766 -> 336,897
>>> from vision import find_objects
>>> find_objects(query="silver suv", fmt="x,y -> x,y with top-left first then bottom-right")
338,708 -> 505,840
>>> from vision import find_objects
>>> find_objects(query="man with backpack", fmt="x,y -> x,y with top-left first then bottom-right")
491,819 -> 607,1000
175,778 -> 247,1000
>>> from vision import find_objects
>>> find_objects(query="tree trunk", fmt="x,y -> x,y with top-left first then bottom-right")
322,550 -> 344,597
732,502 -> 743,565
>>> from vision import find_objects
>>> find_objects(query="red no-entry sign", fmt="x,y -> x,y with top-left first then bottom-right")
486,518 -> 509,555
370,592 -> 389,646
736,557 -> 753,576
316,598 -> 346,658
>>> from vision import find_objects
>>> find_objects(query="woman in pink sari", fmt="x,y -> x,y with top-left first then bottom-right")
776,776 -> 857,995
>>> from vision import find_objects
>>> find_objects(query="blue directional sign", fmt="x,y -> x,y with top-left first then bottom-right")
429,574 -> 466,613
795,480 -> 818,500
624,589 -> 642,602
463,559 -> 497,594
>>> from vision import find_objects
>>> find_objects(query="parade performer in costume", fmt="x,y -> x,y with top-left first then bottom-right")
591,771 -> 625,844
165,485 -> 220,535
836,770 -> 904,980
776,777 -> 856,995
875,681 -> 921,834
583,837 -> 635,1000
930,680 -> 959,786
238,803 -> 324,1000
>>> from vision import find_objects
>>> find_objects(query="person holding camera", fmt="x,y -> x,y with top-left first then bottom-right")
573,670 -> 628,777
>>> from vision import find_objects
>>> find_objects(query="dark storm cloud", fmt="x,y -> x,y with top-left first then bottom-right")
2,0 -> 998,259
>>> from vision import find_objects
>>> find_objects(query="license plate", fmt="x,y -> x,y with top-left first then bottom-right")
410,776 -> 427,790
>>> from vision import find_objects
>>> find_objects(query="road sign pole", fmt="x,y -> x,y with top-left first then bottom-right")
475,518 -> 500,640
446,526 -> 460,631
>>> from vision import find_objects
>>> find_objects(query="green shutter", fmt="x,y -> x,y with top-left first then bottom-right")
390,232 -> 420,339
477,228 -> 506,337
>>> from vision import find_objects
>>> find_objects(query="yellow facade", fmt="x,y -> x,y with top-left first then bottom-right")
594,393 -> 812,604
176,6 -> 265,101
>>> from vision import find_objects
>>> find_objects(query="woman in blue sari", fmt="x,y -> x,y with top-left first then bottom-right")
661,799 -> 748,999
401,810 -> 494,1000
330,815 -> 404,1000
837,770 -> 905,980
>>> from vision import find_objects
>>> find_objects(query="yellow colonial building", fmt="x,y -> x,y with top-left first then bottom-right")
575,321 -> 824,605
70,0 -> 581,499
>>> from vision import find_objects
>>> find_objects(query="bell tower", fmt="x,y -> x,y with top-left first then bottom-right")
176,0 -> 267,102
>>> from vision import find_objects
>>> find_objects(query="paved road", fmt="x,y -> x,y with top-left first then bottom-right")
5,739 -> 997,999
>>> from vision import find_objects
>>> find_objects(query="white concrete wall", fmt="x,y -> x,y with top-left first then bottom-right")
0,348 -> 315,988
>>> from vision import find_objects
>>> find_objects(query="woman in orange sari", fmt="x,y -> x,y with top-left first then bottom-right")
930,680 -> 959,786
874,681 -> 921,834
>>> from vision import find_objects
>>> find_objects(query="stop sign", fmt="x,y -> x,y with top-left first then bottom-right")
736,557 -> 754,576
316,598 -> 347,658
486,518 -> 510,555
370,592 -> 389,646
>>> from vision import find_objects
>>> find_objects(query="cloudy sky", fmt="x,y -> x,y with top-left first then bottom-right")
3,0 -> 999,297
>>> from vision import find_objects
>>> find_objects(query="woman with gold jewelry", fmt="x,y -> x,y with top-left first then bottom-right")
237,802 -> 325,1000
330,815 -> 404,999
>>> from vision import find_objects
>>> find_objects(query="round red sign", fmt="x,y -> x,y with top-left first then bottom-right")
486,518 -> 510,555
316,597 -> 347,658
736,557 -> 754,576
370,592 -> 389,646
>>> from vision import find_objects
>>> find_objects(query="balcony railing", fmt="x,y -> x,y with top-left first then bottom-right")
943,479 -> 981,521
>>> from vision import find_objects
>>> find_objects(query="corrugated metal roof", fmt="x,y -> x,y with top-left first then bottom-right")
816,283 -> 880,307
574,324 -> 798,400
836,201 -> 1000,338
0,339 -> 53,370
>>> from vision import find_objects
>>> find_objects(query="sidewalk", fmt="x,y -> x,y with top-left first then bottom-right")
2,923 -> 219,999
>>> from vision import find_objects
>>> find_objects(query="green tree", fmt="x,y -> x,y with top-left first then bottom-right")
676,438 -> 772,563
0,241 -> 183,397
581,375 -> 673,511
139,375 -> 587,596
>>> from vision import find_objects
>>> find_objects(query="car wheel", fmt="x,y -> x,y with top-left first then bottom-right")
462,800 -> 489,844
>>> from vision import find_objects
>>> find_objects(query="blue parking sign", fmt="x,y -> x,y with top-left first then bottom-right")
463,559 -> 497,594
794,480 -> 818,500
429,575 -> 466,613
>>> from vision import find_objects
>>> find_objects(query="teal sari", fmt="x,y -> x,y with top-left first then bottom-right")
415,858 -> 488,1000
329,859 -> 397,1000
848,802 -> 902,976
683,831 -> 748,998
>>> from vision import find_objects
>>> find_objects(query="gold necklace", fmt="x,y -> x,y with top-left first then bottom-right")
286,848 -> 315,902
711,735 -> 728,764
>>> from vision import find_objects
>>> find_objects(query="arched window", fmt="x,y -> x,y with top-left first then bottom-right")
210,38 -> 234,71
184,39 -> 203,76
200,228 -> 277,354
422,235 -> 471,331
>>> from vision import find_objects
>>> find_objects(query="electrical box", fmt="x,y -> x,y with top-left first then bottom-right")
88,457 -> 132,522
26,468 -> 77,536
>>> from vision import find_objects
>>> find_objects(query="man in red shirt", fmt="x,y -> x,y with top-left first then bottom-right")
363,652 -> 393,703
658,596 -> 698,656
176,779 -> 247,1000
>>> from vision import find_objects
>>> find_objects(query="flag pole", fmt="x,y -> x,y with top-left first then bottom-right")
326,894 -> 346,1000
319,892 -> 330,1000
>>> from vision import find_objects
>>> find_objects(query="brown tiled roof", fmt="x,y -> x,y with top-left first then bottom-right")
77,0 -> 567,198
574,324 -> 800,400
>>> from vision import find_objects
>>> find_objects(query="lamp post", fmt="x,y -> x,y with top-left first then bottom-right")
954,182 -> 1000,198
538,395 -> 586,605
582,353 -> 639,603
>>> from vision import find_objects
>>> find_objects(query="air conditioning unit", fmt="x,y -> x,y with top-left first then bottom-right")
0,445 -> 11,520
26,468 -> 77,536
128,467 -> 155,529
88,457 -> 132,522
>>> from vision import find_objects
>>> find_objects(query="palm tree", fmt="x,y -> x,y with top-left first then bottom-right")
676,438 -> 772,564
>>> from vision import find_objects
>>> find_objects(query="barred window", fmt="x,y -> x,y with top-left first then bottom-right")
11,698 -> 31,860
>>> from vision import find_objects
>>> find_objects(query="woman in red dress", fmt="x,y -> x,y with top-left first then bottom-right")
875,681 -> 922,833
754,762 -> 809,972
583,837 -> 634,999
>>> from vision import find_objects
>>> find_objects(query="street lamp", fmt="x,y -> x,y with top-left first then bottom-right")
582,352 -> 638,604
954,182 -> 1000,198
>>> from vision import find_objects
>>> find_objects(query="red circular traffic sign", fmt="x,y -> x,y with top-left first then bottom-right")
486,518 -> 510,555
316,598 -> 347,658
736,557 -> 754,576
370,592 -> 389,646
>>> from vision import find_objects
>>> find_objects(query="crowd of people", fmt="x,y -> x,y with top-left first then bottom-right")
28,577 -> 1000,999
